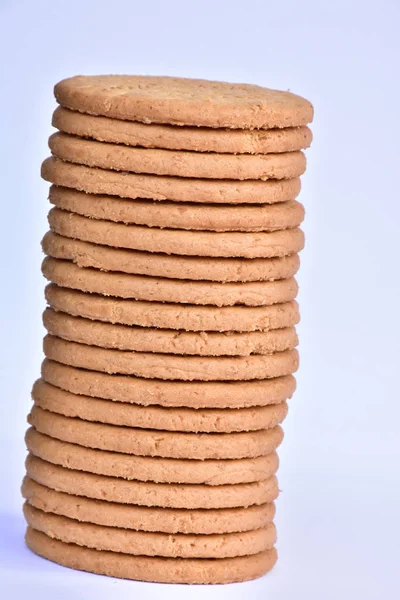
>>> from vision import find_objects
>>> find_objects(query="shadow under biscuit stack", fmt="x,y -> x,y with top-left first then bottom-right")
22,75 -> 313,585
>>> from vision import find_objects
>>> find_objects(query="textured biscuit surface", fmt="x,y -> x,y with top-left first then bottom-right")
49,132 -> 306,180
26,427 -> 280,483
45,284 -> 300,332
32,379 -> 289,433
43,308 -> 298,356
53,106 -> 312,155
43,334 -> 299,381
43,232 -> 301,282
42,258 -> 299,307
26,455 -> 280,508
24,503 -> 276,558
27,407 -> 284,459
48,207 -> 305,259
42,157 -> 301,204
54,74 -> 313,129
49,185 -> 306,232
26,528 -> 277,584
22,477 -> 276,534
41,359 -> 296,409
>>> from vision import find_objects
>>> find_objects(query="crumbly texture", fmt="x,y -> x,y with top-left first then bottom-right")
32,380 -> 289,433
45,284 -> 300,333
49,185 -> 306,233
43,308 -> 298,357
26,528 -> 277,584
54,75 -> 313,129
42,258 -> 299,307
42,157 -> 301,204
26,455 -> 280,509
49,132 -> 306,181
48,208 -> 304,259
26,427 -> 280,482
53,106 -> 312,155
41,359 -> 296,409
42,232 -> 300,282
43,334 -> 299,381
24,503 -> 276,559
27,409 -> 284,460
22,477 -> 276,534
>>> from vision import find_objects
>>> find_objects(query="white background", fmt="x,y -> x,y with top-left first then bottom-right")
1,0 -> 399,598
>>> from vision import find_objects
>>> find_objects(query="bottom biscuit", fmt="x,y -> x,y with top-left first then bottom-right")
26,527 -> 277,584
23,503 -> 276,558
22,477 -> 275,534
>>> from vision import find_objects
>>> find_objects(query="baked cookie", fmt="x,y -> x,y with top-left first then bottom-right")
24,503 -> 276,558
32,379 -> 289,433
42,157 -> 301,204
49,185 -> 305,232
42,232 -> 300,282
49,132 -> 306,181
54,75 -> 313,129
45,284 -> 300,332
48,207 -> 304,259
26,528 -> 277,583
26,454 -> 280,509
43,334 -> 299,381
42,258 -> 299,307
26,427 -> 281,481
41,359 -> 296,409
43,308 -> 298,356
53,106 -> 312,155
22,477 -> 276,534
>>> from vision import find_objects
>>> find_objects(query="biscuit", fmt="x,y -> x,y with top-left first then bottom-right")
32,380 -> 289,433
43,334 -> 299,381
27,409 -> 284,460
41,359 -> 296,409
45,284 -> 300,333
24,503 -> 276,559
49,132 -> 306,181
43,308 -> 298,356
42,232 -> 300,282
22,477 -> 276,534
26,528 -> 277,584
54,75 -> 313,129
53,106 -> 312,155
26,427 -> 280,482
42,157 -> 301,204
49,186 -> 306,232
48,207 -> 304,259
26,455 -> 280,509
42,258 -> 299,307
27,406 -> 284,459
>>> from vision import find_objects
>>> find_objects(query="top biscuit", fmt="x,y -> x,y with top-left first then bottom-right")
54,75 -> 313,129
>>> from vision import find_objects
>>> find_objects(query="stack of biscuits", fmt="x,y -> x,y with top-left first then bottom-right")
22,76 -> 313,585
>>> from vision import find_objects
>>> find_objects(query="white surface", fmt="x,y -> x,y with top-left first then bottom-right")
1,0 -> 399,597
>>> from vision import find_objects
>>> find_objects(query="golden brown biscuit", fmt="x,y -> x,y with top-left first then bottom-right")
54,75 -> 313,128
45,284 -> 300,332
43,308 -> 298,356
42,157 -> 301,204
49,132 -> 306,180
26,427 -> 280,482
49,185 -> 305,232
43,231 -> 300,282
41,359 -> 296,409
26,528 -> 277,584
53,106 -> 312,155
26,454 -> 280,509
42,258 -> 299,307
32,379 -> 289,433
